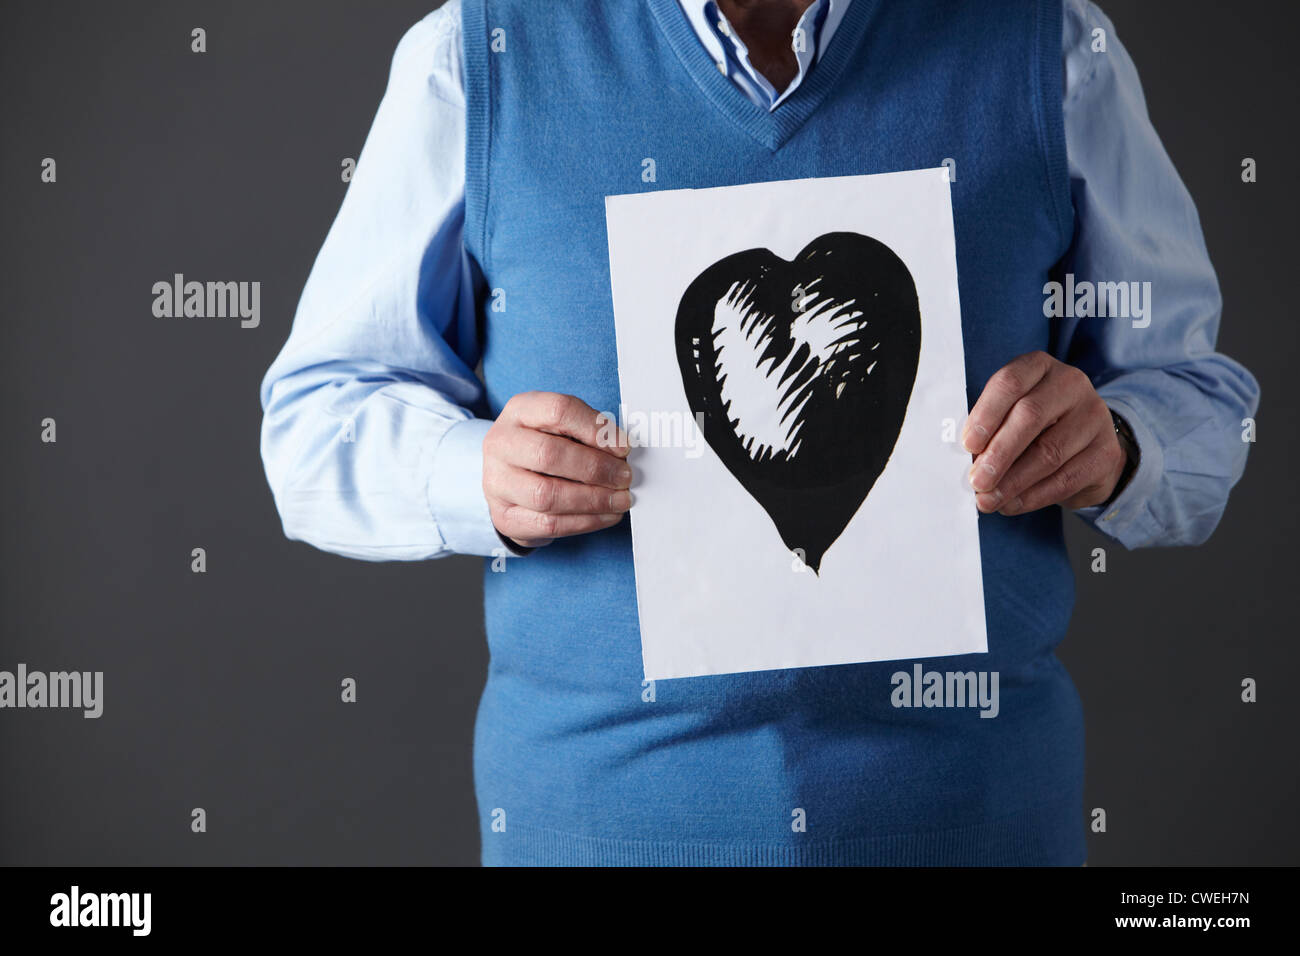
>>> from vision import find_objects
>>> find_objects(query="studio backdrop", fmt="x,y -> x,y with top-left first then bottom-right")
1,0 -> 1294,865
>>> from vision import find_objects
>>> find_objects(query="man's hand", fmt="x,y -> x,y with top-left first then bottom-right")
483,391 -> 632,549
962,351 -> 1126,516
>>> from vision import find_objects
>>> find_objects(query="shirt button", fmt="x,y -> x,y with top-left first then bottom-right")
1106,511 -> 1119,521
716,60 -> 726,74
717,19 -> 731,36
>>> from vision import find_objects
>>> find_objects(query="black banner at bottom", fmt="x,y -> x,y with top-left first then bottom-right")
0,865 -> 1284,941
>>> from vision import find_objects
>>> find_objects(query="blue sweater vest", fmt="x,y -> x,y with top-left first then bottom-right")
462,0 -> 1082,865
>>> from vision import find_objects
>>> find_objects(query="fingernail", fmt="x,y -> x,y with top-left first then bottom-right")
610,491 -> 632,511
1000,496 -> 1023,515
615,466 -> 632,487
961,423 -> 989,453
968,461 -> 997,492
975,489 -> 1002,512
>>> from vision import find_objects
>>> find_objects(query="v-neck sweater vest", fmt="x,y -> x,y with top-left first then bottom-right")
461,0 -> 1081,866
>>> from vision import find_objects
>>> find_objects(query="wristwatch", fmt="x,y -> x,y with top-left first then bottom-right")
1104,409 -> 1139,508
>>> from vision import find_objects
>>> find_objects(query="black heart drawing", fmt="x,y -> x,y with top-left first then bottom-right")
675,231 -> 921,573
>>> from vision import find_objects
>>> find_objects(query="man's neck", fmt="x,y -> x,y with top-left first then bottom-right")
716,0 -> 818,94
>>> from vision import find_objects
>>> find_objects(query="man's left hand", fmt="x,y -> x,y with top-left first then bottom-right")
961,351 -> 1127,515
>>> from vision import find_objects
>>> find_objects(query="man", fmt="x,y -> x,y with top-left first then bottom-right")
260,0 -> 1259,865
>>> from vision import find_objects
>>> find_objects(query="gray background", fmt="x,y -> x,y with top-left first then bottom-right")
1,1 -> 1294,866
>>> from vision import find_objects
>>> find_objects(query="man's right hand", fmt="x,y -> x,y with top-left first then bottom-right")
482,391 -> 633,550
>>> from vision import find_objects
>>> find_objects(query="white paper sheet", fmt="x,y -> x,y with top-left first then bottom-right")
604,168 -> 986,680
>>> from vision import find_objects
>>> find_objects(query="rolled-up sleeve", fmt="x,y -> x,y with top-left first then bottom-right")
1055,0 -> 1260,549
259,1 -> 503,561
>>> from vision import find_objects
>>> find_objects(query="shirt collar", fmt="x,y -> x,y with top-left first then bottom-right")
675,0 -> 850,110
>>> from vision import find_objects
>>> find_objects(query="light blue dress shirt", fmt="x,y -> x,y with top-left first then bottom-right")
259,0 -> 1259,561
680,0 -> 849,109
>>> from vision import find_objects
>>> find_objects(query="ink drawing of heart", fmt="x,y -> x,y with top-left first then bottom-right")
674,232 -> 921,573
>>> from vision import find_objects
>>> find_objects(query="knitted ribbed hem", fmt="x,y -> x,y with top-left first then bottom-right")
481,796 -> 1085,867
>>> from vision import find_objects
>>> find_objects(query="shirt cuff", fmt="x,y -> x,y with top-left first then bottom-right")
1072,396 -> 1167,549
423,416 -> 512,558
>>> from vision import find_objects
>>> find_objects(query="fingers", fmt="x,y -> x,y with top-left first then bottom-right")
483,391 -> 636,549
501,431 -> 633,488
996,436 -> 1122,515
967,363 -> 1084,494
961,351 -> 1053,456
490,464 -> 633,515
964,353 -> 1125,516
974,405 -> 1099,512
491,506 -> 626,547
496,391 -> 632,486
507,391 -> 630,458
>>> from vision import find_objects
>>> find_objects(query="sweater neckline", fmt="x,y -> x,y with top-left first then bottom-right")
645,0 -> 878,151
